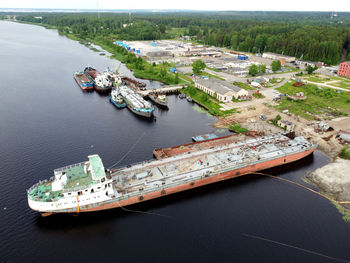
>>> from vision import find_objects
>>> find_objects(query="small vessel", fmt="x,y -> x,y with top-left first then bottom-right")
148,93 -> 168,107
121,76 -> 146,90
110,89 -> 126,108
192,133 -> 218,142
27,134 -> 317,216
119,86 -> 154,118
179,93 -> 186,99
186,96 -> 193,102
73,72 -> 94,90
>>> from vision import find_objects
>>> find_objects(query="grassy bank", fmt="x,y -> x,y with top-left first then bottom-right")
229,124 -> 248,133
275,80 -> 350,119
181,86 -> 237,117
10,20 -> 187,85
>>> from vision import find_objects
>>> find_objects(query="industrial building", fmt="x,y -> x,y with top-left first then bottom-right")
262,52 -> 296,63
338,62 -> 350,77
194,78 -> 248,102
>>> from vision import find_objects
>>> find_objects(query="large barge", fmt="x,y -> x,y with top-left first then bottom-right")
73,72 -> 94,90
27,134 -> 317,216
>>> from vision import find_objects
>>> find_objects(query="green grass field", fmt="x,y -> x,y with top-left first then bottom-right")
181,86 -> 237,116
275,81 -> 350,119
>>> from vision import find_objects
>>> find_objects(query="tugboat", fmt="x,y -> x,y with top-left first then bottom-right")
110,89 -> 126,108
148,93 -> 168,108
73,72 -> 94,90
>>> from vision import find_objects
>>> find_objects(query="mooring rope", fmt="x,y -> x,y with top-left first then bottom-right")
253,172 -> 350,205
108,131 -> 147,169
242,233 -> 350,263
116,201 -> 172,219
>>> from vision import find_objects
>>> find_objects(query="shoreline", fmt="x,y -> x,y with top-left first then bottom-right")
306,158 -> 350,221
3,20 -> 185,86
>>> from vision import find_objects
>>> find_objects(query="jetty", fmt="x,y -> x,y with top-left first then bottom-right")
137,85 -> 184,97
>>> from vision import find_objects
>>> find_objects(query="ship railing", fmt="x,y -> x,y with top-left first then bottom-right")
54,162 -> 86,173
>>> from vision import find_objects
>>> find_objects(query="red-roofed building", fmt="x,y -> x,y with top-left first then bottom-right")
338,61 -> 350,77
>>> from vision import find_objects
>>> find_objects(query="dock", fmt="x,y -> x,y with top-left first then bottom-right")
137,85 -> 184,97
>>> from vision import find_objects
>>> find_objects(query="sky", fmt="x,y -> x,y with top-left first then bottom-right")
1,0 -> 350,12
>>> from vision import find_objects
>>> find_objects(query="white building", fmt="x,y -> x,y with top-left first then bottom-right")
262,52 -> 296,63
194,78 -> 248,102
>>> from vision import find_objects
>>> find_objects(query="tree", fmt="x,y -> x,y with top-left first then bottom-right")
271,60 -> 282,72
192,60 -> 206,74
258,64 -> 266,73
158,24 -> 166,34
249,64 -> 258,76
175,73 -> 179,84
306,65 -> 318,74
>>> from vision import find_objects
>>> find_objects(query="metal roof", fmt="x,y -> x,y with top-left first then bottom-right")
195,78 -> 242,94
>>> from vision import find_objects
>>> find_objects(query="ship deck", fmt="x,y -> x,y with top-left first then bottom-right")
153,135 -> 240,159
112,135 -> 312,196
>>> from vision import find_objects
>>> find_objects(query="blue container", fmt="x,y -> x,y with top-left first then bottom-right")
238,55 -> 248,60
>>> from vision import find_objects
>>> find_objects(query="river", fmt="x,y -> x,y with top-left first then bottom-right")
1,21 -> 350,263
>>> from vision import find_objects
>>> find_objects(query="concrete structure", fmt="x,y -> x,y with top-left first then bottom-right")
278,120 -> 295,131
194,78 -> 248,102
339,130 -> 350,142
338,62 -> 350,77
262,52 -> 296,63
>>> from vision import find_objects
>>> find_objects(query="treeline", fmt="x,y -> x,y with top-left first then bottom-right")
12,11 -> 350,64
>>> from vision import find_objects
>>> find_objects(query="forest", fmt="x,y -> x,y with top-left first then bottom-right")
8,11 -> 350,65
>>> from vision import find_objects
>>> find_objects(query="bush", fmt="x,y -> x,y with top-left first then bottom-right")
229,124 -> 248,133
339,146 -> 350,160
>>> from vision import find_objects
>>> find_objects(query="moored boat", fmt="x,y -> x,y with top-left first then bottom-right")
84,66 -> 100,80
94,72 -> 113,93
27,134 -> 317,216
121,76 -> 147,90
73,72 -> 94,90
148,93 -> 168,107
119,86 -> 154,118
110,89 -> 126,108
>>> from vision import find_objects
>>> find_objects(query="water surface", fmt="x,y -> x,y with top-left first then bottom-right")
1,21 -> 350,263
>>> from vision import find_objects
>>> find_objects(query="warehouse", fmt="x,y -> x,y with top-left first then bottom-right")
194,78 -> 248,102
262,52 -> 296,63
